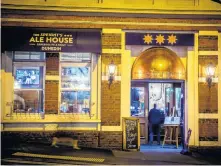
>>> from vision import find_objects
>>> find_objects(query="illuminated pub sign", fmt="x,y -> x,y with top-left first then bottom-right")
2,27 -> 101,53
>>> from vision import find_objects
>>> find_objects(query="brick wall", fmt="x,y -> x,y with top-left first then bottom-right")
2,131 -> 123,150
102,33 -> 121,49
199,119 -> 218,141
101,33 -> 122,126
45,53 -> 59,114
99,131 -> 123,150
198,83 -> 218,113
198,36 -> 218,51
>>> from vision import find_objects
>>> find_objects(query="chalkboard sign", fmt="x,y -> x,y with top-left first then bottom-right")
122,117 -> 140,151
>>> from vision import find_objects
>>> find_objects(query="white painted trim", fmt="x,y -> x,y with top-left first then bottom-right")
194,33 -> 199,146
2,18 -> 221,27
198,51 -> 219,56
102,29 -> 122,33
218,33 -> 221,146
199,31 -> 219,36
102,49 -> 122,54
45,75 -> 59,80
199,114 -> 219,119
101,126 -> 122,131
187,50 -> 195,146
2,5 -> 221,15
199,141 -> 219,146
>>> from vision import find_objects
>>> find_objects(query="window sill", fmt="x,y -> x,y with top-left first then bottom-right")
2,114 -> 100,123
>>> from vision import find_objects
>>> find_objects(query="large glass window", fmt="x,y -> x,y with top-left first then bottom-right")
131,87 -> 145,117
13,52 -> 45,113
61,66 -> 90,90
60,53 -> 91,114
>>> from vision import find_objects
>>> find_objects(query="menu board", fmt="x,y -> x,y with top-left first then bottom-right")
45,80 -> 59,114
123,117 -> 140,151
164,117 -> 180,125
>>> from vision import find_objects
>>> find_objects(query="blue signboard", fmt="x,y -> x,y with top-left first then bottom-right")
126,33 -> 194,46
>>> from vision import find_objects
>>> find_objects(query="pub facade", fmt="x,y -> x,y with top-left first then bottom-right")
1,0 -> 221,150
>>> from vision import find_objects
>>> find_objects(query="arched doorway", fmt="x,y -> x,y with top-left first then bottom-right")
130,47 -> 185,149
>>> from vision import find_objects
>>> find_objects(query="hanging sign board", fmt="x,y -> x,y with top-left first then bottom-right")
122,117 -> 140,151
2,27 -> 101,53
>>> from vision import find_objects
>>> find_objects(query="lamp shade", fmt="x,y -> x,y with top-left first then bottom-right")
108,61 -> 116,75
206,63 -> 216,77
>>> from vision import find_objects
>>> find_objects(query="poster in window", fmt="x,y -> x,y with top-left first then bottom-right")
14,67 -> 43,89
61,67 -> 90,89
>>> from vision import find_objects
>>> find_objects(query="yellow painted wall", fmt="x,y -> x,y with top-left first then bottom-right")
101,29 -> 131,132
187,50 -> 196,146
1,70 -> 5,121
1,28 -> 221,148
3,72 -> 14,119
2,0 -> 221,14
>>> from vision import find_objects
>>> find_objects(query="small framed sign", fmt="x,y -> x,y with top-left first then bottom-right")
164,117 -> 181,125
122,117 -> 140,151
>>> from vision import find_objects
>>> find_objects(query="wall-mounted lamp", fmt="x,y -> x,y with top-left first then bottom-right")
108,60 -> 116,89
205,63 -> 216,89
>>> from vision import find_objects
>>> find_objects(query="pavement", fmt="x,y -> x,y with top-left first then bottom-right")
1,142 -> 221,165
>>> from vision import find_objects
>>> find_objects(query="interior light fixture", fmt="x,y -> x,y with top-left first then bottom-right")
205,63 -> 216,89
108,60 -> 116,89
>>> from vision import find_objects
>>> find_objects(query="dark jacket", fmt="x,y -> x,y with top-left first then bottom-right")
148,108 -> 164,125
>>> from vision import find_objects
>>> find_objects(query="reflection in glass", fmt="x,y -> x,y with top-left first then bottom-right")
175,88 -> 181,117
61,67 -> 90,89
60,91 -> 90,113
130,87 -> 145,117
149,83 -> 173,114
13,90 -> 43,113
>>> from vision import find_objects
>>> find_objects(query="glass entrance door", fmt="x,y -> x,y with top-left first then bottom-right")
131,87 -> 145,117
148,82 -> 183,145
130,82 -> 184,145
130,84 -> 148,144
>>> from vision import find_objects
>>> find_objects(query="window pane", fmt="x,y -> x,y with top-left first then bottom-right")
149,83 -> 173,116
175,88 -> 181,117
131,87 -> 145,117
61,67 -> 90,89
14,51 -> 30,60
14,67 -> 43,89
60,91 -> 90,113
60,53 -> 91,62
14,51 -> 45,61
14,90 -> 43,113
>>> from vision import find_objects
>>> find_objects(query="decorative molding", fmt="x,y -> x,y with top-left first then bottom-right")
44,124 -> 58,131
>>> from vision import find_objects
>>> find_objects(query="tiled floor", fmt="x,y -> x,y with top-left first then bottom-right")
141,144 -> 182,152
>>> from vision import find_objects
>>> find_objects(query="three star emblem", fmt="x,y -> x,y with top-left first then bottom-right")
143,34 -> 178,45
167,34 -> 178,45
143,34 -> 153,44
156,34 -> 165,45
